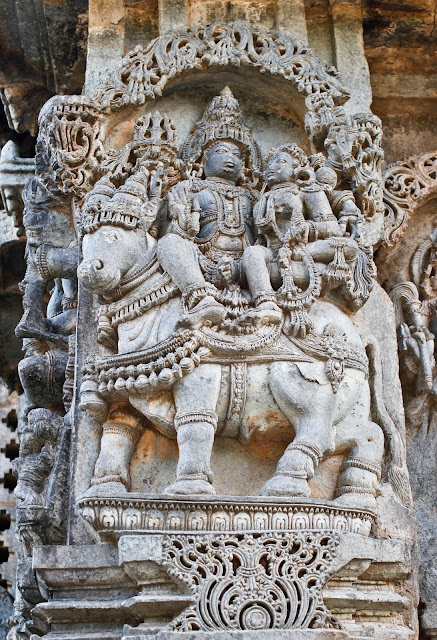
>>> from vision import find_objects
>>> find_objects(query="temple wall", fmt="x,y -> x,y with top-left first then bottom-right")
0,1 -> 436,639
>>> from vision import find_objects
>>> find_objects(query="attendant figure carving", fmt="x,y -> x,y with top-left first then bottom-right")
240,144 -> 360,334
15,178 -> 78,413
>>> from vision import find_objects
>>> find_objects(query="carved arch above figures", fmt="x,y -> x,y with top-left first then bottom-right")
94,21 -> 348,114
34,20 -> 384,232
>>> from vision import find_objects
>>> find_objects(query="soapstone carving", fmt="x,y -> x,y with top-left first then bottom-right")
12,21 -> 417,639
11,177 -> 78,638
162,531 -> 340,632
0,140 -> 35,234
96,22 -> 347,112
10,405 -> 71,640
390,227 -> 437,399
383,150 -> 437,246
15,178 -> 78,413
389,225 -> 437,636
77,87 -> 407,512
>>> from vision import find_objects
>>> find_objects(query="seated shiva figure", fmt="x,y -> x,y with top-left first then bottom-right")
157,87 -> 260,329
240,144 -> 360,326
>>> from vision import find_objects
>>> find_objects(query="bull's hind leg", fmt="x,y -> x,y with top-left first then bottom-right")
164,364 -> 221,496
260,363 -> 336,497
334,417 -> 384,510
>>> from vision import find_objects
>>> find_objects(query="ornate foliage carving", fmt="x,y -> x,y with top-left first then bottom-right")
96,22 -> 348,112
162,531 -> 340,632
383,151 -> 437,246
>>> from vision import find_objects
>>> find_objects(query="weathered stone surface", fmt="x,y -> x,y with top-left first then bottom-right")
1,2 -> 435,638
8,23 -> 415,638
29,532 -> 413,639
140,631 -> 352,639
376,151 -> 437,640
0,141 -> 34,233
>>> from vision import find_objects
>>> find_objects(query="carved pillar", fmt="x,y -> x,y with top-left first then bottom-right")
275,0 -> 308,44
158,0 -> 189,35
328,0 -> 372,114
85,0 -> 126,95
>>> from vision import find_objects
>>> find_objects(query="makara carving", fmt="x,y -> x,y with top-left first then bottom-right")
383,151 -> 437,246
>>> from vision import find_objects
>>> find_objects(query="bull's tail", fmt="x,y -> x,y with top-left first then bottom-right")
366,337 -> 413,509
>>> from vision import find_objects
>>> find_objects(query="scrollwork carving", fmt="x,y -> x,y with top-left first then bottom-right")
96,22 -> 347,114
383,151 -> 437,246
37,96 -> 105,199
162,531 -> 340,632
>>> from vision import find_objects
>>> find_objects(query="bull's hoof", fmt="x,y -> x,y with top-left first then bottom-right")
334,491 -> 377,511
238,303 -> 282,327
259,473 -> 311,498
83,481 -> 127,497
163,478 -> 216,496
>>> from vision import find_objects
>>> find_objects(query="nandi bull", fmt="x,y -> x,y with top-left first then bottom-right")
77,202 -> 388,509
77,96 -> 408,510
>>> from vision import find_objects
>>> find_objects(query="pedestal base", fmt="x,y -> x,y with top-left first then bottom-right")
31,528 -> 414,640
138,631 -> 353,639
77,494 -> 375,540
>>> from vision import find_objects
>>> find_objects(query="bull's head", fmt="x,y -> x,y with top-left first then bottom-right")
78,223 -> 156,294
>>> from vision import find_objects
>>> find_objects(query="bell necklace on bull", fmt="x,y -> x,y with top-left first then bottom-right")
157,86 -> 261,330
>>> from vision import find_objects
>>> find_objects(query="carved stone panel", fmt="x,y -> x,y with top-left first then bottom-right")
12,20 -> 417,640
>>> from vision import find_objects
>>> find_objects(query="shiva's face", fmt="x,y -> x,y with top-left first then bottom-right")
265,152 -> 299,187
204,141 -> 244,183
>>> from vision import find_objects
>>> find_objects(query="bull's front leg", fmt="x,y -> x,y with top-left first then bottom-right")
89,403 -> 144,495
164,364 -> 221,496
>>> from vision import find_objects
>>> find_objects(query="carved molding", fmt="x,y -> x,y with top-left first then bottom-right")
383,150 -> 437,246
77,495 -> 375,540
34,21 -> 383,223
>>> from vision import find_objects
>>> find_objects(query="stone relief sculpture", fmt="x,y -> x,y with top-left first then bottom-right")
77,87 -> 390,511
10,177 -> 78,638
380,156 -> 437,639
11,21 -> 419,640
15,177 -> 78,413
